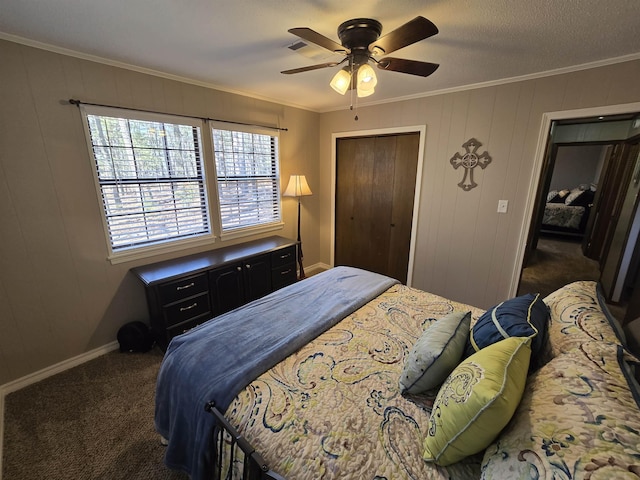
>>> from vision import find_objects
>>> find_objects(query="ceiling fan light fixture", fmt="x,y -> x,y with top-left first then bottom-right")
356,63 -> 377,97
330,68 -> 351,95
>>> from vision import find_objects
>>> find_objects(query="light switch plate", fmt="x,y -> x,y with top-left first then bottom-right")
497,200 -> 509,213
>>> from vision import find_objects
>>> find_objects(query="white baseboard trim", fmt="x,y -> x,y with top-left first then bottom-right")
304,262 -> 332,276
0,341 -> 120,396
0,340 -> 120,480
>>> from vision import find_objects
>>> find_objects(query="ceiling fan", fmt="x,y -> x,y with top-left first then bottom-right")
282,16 -> 439,97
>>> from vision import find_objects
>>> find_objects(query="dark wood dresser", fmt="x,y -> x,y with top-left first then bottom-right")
131,236 -> 298,349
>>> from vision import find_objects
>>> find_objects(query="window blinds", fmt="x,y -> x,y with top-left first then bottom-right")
86,114 -> 210,251
212,129 -> 281,232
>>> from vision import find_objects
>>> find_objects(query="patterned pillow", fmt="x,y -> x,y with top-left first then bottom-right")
465,293 -> 549,371
481,341 -> 640,479
543,281 -> 625,359
423,336 -> 531,466
564,187 -> 586,205
399,311 -> 471,394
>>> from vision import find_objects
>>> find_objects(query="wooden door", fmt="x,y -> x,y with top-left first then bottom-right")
243,253 -> 272,301
523,141 -> 557,266
585,143 -> 633,263
209,263 -> 244,315
335,132 -> 419,283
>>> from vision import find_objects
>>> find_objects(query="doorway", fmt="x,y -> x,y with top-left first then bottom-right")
517,109 -> 640,323
332,127 -> 425,284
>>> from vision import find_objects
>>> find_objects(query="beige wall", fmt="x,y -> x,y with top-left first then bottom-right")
0,39 -> 320,385
319,60 -> 640,310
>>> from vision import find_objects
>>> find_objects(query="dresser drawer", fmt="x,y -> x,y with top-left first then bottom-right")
271,246 -> 296,268
158,273 -> 209,305
272,263 -> 297,290
163,292 -> 211,327
166,315 -> 210,341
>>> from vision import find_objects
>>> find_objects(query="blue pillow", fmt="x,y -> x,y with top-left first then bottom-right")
464,293 -> 549,371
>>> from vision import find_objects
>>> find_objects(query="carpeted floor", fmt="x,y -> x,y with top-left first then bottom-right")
519,234 -> 627,321
2,347 -> 187,480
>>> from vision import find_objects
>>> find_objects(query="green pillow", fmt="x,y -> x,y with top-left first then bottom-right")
423,336 -> 531,466
399,311 -> 471,394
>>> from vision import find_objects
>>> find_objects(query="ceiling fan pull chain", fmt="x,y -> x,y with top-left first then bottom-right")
349,61 -> 358,120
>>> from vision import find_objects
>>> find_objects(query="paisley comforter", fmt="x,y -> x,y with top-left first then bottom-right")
542,203 -> 586,230
225,283 -> 485,480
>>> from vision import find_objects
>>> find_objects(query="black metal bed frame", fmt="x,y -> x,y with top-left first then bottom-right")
205,401 -> 285,480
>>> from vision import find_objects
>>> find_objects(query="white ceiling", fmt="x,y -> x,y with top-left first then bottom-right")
1,0 -> 640,112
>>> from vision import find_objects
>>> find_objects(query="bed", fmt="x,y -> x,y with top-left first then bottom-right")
155,267 -> 640,480
541,185 -> 596,236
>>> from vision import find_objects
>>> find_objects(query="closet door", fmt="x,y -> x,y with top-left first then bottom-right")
335,133 -> 419,283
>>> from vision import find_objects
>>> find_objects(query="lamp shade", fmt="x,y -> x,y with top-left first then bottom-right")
357,64 -> 377,97
330,68 -> 351,95
283,175 -> 312,197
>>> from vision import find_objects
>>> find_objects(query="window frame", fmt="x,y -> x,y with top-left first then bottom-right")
210,122 -> 284,241
81,105 -> 216,264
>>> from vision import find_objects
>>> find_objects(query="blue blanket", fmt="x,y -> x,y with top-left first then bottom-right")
155,266 -> 399,479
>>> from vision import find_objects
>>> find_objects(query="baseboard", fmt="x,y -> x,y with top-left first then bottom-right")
0,340 -> 120,479
1,341 -> 120,396
304,262 -> 332,277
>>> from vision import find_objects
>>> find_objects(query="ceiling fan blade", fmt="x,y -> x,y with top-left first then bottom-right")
369,16 -> 438,56
376,58 -> 440,77
281,62 -> 340,74
288,27 -> 348,54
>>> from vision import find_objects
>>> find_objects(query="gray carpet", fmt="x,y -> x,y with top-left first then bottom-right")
519,234 -> 627,321
2,347 -> 187,480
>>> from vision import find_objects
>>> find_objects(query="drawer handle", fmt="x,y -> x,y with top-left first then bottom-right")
280,253 -> 291,259
180,302 -> 197,312
176,282 -> 195,291
281,269 -> 292,275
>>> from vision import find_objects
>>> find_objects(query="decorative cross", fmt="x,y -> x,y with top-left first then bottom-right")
450,138 -> 492,191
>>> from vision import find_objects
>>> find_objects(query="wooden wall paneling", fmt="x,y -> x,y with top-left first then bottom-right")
463,86 -> 521,306
58,57 -> 117,340
451,88 -> 496,303
0,169 -> 31,383
22,47 -> 90,353
162,77 -> 187,115
439,91 -> 473,298
0,280 -> 24,382
482,82 -> 535,305
606,62 -> 640,106
559,67 -> 610,111
0,44 -> 63,375
579,67 -> 615,108
114,68 -> 136,108
149,75 -> 169,112
79,59 -> 120,106
180,82 -> 208,118
414,95 -> 452,291
60,55 -> 88,100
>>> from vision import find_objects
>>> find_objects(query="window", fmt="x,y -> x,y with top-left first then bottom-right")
82,106 -> 212,260
211,126 -> 282,235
